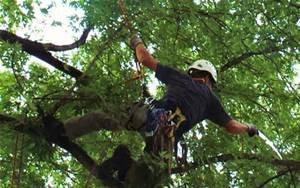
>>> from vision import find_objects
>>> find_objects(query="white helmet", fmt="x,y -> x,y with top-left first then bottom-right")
187,59 -> 217,82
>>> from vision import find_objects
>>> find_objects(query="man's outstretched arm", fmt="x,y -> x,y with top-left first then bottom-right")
224,119 -> 259,137
130,34 -> 158,71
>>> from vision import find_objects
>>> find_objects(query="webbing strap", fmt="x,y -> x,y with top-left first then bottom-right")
170,108 -> 186,127
166,107 -> 186,138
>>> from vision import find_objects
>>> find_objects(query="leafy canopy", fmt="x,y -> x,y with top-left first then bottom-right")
0,0 -> 299,187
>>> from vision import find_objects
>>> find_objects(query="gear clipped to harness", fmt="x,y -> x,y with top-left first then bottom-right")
145,108 -> 172,137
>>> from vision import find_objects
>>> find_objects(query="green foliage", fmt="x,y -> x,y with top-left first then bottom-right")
0,0 -> 35,30
0,0 -> 299,187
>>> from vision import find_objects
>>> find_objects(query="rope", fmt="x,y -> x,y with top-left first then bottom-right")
151,108 -> 188,174
118,0 -> 135,33
152,126 -> 175,174
118,0 -> 145,92
10,132 -> 24,188
10,133 -> 19,188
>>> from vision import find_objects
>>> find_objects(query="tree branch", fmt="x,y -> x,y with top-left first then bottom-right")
43,27 -> 92,51
0,30 -> 84,79
258,167 -> 300,188
7,111 -> 300,186
220,46 -> 281,72
289,2 -> 300,9
171,153 -> 300,174
1,111 -> 126,185
0,113 -> 17,123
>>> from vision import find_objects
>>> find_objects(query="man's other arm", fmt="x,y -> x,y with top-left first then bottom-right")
224,120 -> 259,137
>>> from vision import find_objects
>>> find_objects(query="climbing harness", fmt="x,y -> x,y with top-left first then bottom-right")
127,97 -> 188,173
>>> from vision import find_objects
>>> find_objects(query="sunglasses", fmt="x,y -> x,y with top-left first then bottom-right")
188,69 -> 209,78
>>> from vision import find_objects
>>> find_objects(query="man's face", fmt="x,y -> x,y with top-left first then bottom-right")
188,69 -> 213,87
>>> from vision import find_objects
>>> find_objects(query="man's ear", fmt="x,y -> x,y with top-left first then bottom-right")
204,75 -> 211,84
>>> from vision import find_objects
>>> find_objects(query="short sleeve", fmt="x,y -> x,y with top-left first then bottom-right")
155,64 -> 188,85
208,94 -> 232,126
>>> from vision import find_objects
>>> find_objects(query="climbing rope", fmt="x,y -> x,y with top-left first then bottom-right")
118,0 -> 145,86
10,132 -> 24,188
118,0 -> 135,33
152,126 -> 175,174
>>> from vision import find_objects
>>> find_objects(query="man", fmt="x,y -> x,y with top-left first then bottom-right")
38,34 -> 259,185
129,34 -> 259,142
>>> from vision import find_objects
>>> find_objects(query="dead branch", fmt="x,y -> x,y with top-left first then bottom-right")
0,30 -> 84,79
43,27 -> 92,51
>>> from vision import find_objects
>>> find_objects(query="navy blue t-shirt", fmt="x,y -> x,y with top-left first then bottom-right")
155,64 -> 232,136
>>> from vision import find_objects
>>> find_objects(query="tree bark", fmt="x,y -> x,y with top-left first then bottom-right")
0,113 -> 17,123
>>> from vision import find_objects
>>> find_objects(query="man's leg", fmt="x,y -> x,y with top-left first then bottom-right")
64,111 -> 122,140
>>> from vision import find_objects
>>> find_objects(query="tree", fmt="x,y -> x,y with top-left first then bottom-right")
0,0 -> 299,187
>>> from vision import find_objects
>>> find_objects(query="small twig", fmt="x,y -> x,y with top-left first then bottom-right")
48,25 -> 123,115
171,153 -> 300,174
10,58 -> 25,95
264,55 -> 300,103
33,96 -> 100,101
84,25 -> 123,74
